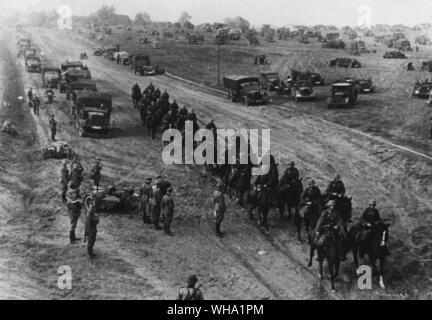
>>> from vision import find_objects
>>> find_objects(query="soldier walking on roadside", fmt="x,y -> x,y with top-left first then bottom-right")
212,182 -> 227,238
67,189 -> 82,244
49,115 -> 57,141
32,95 -> 41,115
151,178 -> 163,231
27,88 -> 33,107
161,187 -> 175,236
139,178 -> 153,224
84,201 -> 99,262
60,160 -> 69,204
90,158 -> 102,191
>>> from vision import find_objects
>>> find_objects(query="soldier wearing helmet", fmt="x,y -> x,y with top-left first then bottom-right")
315,199 -> 346,260
359,200 -> 383,228
60,159 -> 70,204
176,275 -> 204,300
280,161 -> 300,185
301,179 -> 322,207
213,181 -> 226,237
161,186 -> 175,236
325,174 -> 346,198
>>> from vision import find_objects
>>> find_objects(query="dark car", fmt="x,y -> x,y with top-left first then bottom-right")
412,81 -> 432,99
329,58 -> 361,68
291,80 -> 315,101
260,72 -> 280,91
93,47 -> 105,56
223,75 -> 267,106
356,78 -> 375,93
327,83 -> 358,108
309,73 -> 325,86
25,56 -> 41,73
383,51 -> 407,59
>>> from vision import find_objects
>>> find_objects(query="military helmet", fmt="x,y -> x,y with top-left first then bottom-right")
328,200 -> 336,206
369,200 -> 377,206
216,181 -> 223,189
167,186 -> 174,193
187,275 -> 198,286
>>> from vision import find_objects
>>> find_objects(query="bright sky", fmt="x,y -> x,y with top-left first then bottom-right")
1,0 -> 432,27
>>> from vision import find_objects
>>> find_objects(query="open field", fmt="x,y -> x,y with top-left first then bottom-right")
88,27 -> 432,152
0,24 -> 432,300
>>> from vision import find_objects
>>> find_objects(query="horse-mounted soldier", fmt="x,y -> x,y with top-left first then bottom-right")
359,200 -> 383,228
325,174 -> 346,199
301,179 -> 323,208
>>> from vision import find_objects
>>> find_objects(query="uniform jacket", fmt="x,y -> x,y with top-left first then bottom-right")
67,199 -> 82,217
60,167 -> 69,184
213,190 -> 226,214
301,186 -> 322,204
316,209 -> 345,236
326,180 -> 345,195
161,194 -> 175,214
176,287 -> 204,300
359,208 -> 382,226
85,212 -> 99,236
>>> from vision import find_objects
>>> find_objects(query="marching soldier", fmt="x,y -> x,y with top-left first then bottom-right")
32,95 -> 41,115
90,158 -> 102,190
161,187 -> 175,236
84,201 -> 99,262
212,182 -> 226,237
176,275 -> 204,300
49,115 -> 57,141
27,88 -> 33,107
60,160 -> 69,204
67,189 -> 82,244
152,179 -> 163,231
139,178 -> 153,224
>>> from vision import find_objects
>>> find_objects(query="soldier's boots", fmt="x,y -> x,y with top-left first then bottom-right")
69,230 -> 81,244
164,225 -> 173,236
215,223 -> 224,238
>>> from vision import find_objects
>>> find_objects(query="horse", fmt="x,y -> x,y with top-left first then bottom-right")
227,165 -> 251,207
310,225 -> 342,292
299,201 -> 321,242
246,184 -> 271,232
278,179 -> 303,225
349,222 -> 390,290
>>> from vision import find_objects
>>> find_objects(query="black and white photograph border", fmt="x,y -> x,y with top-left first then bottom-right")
0,0 -> 431,301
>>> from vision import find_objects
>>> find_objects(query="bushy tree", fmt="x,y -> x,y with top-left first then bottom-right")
135,12 -> 151,26
224,16 -> 250,33
178,11 -> 192,26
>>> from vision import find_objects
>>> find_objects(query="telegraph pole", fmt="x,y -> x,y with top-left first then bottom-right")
217,42 -> 221,86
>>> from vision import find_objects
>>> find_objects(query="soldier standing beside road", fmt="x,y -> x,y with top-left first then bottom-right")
49,115 -> 57,141
139,178 -> 153,224
67,189 -> 82,244
161,187 -> 175,236
32,95 -> 41,115
84,201 -> 99,262
151,178 -> 163,231
212,182 -> 227,238
60,160 -> 69,204
430,117 -> 432,139
27,88 -> 33,107
90,158 -> 102,191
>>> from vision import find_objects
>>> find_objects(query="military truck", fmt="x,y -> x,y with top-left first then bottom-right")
327,83 -> 358,108
223,75 -> 267,106
41,67 -> 61,88
59,64 -> 92,93
75,92 -> 112,137
129,53 -> 151,73
291,79 -> 315,101
25,56 -> 41,73
67,80 -> 98,94
260,72 -> 280,91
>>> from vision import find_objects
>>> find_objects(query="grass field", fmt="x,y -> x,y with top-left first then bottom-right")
79,27 -> 432,152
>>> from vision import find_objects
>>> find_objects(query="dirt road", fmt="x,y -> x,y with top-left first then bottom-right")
1,27 -> 431,299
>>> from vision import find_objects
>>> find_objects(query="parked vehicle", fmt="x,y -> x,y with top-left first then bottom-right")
327,83 -> 358,108
93,47 -> 105,56
260,72 -> 280,91
412,81 -> 432,99
356,78 -> 375,93
136,64 -> 165,76
223,75 -> 267,106
60,68 -> 92,93
113,51 -> 130,65
291,80 -> 315,101
129,53 -> 151,73
254,55 -> 268,65
329,58 -> 361,68
383,51 -> 407,59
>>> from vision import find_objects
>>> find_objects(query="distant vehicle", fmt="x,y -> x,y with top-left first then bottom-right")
383,51 -> 407,59
412,81 -> 432,99
104,47 -> 120,61
18,44 -> 31,57
25,56 -> 41,73
327,83 -> 358,108
129,53 -> 151,73
291,80 -> 315,101
67,80 -> 98,94
254,55 -> 268,65
60,61 -> 84,72
24,48 -> 36,59
356,78 -> 375,94
228,28 -> 242,40
136,64 -> 165,76
93,48 -> 105,56
113,51 -> 130,65
287,70 -> 324,86
59,68 -> 92,93
329,58 -> 361,68
41,67 -> 61,88
74,92 -> 112,138
421,61 -> 432,72
223,75 -> 267,106
260,72 -> 280,91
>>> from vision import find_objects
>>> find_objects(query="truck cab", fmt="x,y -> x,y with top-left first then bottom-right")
260,72 -> 280,91
223,75 -> 267,106
59,62 -> 92,92
327,83 -> 358,108
41,67 -> 61,88
25,56 -> 41,73
75,92 -> 112,137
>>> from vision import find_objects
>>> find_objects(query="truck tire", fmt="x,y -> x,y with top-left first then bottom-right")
78,126 -> 85,137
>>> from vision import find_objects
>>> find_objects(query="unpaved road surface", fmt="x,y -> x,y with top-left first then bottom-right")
1,27 -> 431,300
